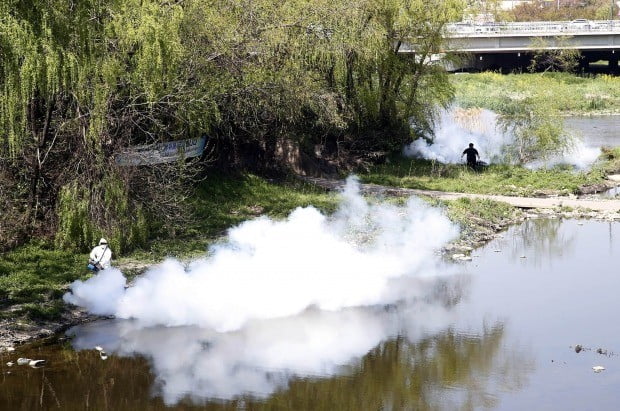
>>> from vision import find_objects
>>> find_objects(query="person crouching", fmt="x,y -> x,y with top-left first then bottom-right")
88,238 -> 112,271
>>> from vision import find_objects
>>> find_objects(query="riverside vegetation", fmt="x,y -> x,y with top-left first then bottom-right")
3,0 -> 620,335
361,147 -> 620,196
0,175 -> 338,322
7,143 -> 620,326
452,72 -> 620,115
0,0 -> 463,254
6,93 -> 620,330
0,0 -> 464,331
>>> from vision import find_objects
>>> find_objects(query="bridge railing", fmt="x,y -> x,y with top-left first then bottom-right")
446,20 -> 620,36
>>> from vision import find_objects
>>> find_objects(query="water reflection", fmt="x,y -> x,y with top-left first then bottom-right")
61,316 -> 532,410
68,309 -> 396,403
263,324 -> 533,411
564,116 -> 620,148
57,274 -> 534,409
497,219 -> 575,267
0,341 -> 157,410
66,276 -> 466,403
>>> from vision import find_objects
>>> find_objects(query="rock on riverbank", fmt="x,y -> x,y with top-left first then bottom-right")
0,308 -> 103,350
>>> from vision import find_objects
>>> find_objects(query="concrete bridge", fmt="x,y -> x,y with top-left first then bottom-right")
405,20 -> 620,72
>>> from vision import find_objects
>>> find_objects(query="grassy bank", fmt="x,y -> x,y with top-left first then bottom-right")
6,154 -> 614,324
359,156 -> 612,196
0,174 -> 338,322
0,245 -> 82,321
436,197 -> 521,244
452,72 -> 620,115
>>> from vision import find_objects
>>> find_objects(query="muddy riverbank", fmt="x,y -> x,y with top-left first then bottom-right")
0,308 -> 100,350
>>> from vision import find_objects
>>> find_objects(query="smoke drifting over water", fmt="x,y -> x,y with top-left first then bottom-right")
68,294 -> 469,403
64,177 -> 459,332
405,107 -> 600,169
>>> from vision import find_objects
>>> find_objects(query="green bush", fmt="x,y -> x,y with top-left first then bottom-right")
55,176 -> 149,254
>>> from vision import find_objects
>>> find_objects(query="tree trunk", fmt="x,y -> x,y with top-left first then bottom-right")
27,96 -> 54,227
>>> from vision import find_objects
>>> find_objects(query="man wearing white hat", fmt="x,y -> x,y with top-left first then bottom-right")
88,238 -> 113,271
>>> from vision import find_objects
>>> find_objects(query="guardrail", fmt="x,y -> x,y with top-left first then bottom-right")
446,20 -> 620,36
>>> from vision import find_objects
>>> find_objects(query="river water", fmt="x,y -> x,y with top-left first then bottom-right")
565,115 -> 620,197
564,115 -> 620,148
2,116 -> 619,409
1,218 -> 619,410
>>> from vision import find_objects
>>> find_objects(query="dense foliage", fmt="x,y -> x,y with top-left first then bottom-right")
0,0 -> 464,252
465,0 -> 618,22
506,0 -> 616,21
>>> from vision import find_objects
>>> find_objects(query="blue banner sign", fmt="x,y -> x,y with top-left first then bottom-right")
115,136 -> 207,166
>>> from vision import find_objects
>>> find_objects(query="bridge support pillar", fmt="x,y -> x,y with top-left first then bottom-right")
610,53 -> 619,74
578,56 -> 588,73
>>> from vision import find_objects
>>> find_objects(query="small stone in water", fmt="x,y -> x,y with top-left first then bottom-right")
95,346 -> 104,352
575,345 -> 583,353
593,366 -> 605,373
6,347 -> 15,352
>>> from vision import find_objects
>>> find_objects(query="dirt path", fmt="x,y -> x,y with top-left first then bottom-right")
304,177 -> 620,212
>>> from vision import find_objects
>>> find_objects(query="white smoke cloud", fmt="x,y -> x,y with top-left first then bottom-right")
404,107 -> 601,169
63,176 -> 459,332
524,137 -> 601,170
405,108 -> 509,164
63,268 -> 126,315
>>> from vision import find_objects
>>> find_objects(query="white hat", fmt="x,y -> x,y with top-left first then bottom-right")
99,238 -> 108,245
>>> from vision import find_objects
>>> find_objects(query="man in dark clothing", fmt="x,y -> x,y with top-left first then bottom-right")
462,143 -> 480,170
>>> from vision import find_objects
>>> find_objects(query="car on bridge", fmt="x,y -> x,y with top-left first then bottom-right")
570,19 -> 592,29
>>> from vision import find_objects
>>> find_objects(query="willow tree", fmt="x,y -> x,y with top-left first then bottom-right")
363,0 -> 465,142
282,0 -> 466,153
527,36 -> 580,73
176,0 -> 358,170
188,0 -> 466,165
0,0 -> 106,248
496,96 -> 574,165
0,1 -> 217,252
1,0 -> 467,251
